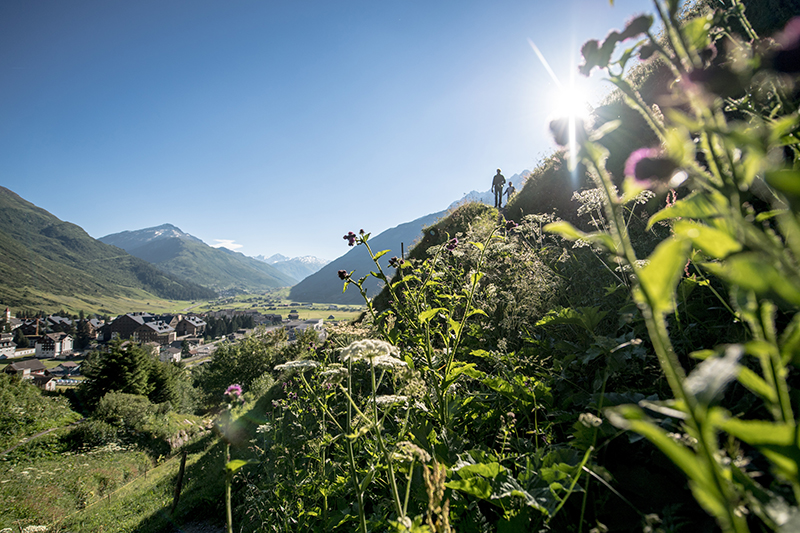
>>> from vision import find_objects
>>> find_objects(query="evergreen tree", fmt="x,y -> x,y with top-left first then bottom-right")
80,341 -> 154,408
12,328 -> 28,348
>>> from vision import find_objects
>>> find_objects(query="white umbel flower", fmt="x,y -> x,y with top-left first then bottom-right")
340,339 -> 400,363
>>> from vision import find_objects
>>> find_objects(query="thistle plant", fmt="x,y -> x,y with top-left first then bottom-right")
547,1 -> 800,531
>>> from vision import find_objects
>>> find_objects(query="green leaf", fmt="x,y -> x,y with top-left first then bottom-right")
418,308 -> 447,323
544,221 -> 586,240
226,459 -> 256,474
766,170 -> 800,197
470,241 -> 485,252
359,467 -> 376,493
719,418 -> 800,483
634,237 -> 691,314
703,254 -> 800,305
673,220 -> 741,259
736,366 -> 778,404
647,191 -> 726,229
682,15 -> 711,49
446,478 -> 493,500
466,309 -> 488,318
448,317 -> 462,337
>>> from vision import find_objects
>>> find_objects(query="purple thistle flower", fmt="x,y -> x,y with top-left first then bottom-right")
343,231 -> 357,246
445,237 -> 458,251
505,220 -> 518,231
770,17 -> 800,74
624,148 -> 679,188
224,384 -> 243,402
338,269 -> 349,280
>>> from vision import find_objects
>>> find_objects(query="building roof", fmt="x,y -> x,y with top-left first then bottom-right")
6,359 -> 47,372
140,321 -> 175,334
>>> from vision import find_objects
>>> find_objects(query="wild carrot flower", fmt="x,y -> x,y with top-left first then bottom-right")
274,359 -> 321,375
340,339 -> 400,363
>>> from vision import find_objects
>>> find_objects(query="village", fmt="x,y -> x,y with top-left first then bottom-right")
0,305 -> 330,392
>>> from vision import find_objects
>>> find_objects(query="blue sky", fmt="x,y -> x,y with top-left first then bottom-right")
0,0 -> 654,260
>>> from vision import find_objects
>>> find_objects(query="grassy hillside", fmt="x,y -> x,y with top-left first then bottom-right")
0,187 -> 216,313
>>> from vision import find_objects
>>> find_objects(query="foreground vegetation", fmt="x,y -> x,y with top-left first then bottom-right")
3,1 -> 800,532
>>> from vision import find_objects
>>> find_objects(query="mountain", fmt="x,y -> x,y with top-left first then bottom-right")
100,224 -> 296,292
0,187 -> 217,310
253,254 -> 330,282
255,253 -> 290,264
287,170 -> 531,304
289,210 -> 446,304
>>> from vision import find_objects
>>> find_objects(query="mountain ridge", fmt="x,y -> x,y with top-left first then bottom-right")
99,225 -> 296,292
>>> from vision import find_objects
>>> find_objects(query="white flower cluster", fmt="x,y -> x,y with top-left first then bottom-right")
339,339 -> 400,363
320,366 -> 349,384
374,395 -> 409,407
21,527 -> 49,533
274,359 -> 321,374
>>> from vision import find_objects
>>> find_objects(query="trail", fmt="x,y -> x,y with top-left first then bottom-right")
0,418 -> 85,455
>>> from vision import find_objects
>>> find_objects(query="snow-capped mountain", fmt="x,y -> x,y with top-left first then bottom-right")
253,254 -> 330,282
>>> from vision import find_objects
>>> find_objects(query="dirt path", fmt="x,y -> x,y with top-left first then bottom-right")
0,418 -> 85,455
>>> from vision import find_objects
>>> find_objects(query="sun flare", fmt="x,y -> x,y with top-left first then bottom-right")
551,83 -> 592,122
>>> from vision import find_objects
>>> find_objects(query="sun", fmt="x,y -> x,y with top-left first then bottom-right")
551,82 -> 592,123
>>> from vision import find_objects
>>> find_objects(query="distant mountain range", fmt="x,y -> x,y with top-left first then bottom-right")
100,224 -> 296,292
253,254 -> 330,282
0,187 -> 216,310
289,210 -> 447,304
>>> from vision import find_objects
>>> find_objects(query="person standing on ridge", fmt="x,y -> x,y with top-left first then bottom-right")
505,181 -> 516,203
492,169 -> 506,208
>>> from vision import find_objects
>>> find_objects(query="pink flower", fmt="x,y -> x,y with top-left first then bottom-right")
224,384 -> 242,399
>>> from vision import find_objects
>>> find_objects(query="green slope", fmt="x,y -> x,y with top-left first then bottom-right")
0,186 -> 216,309
125,236 -> 297,291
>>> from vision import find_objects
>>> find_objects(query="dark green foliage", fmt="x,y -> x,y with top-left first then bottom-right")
79,340 -> 198,413
193,329 -> 290,406
12,326 -> 28,348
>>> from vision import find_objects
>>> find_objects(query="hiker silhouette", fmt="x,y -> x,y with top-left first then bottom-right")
505,181 -> 516,202
492,169 -> 506,208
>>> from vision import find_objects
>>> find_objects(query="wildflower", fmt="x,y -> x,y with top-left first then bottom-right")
374,394 -> 409,407
319,366 -> 348,385
359,228 -> 365,235
338,269 -> 349,280
769,16 -> 800,74
624,148 -> 684,189
619,14 -> 653,41
445,237 -> 458,251
274,359 -> 321,374
256,423 -> 272,434
340,339 -> 400,363
343,231 -> 357,246
224,384 -> 242,402
505,219 -> 518,231
388,256 -> 405,268
372,354 -> 408,370
685,345 -> 742,405
394,441 -> 432,463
